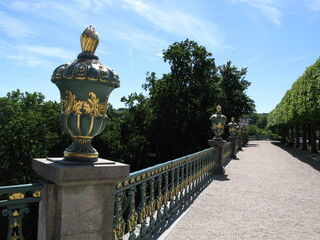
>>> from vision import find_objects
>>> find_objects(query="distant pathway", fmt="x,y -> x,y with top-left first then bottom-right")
162,141 -> 320,240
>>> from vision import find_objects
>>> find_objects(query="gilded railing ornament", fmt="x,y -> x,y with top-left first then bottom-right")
9,193 -> 25,200
51,25 -> 120,162
209,105 -> 227,142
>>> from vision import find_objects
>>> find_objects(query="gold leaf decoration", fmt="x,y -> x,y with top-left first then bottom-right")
61,90 -> 108,117
9,193 -> 25,200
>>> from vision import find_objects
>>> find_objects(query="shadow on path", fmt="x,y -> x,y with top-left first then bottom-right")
271,141 -> 320,171
214,174 -> 230,181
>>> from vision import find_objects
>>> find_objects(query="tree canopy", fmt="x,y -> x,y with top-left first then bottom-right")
267,57 -> 320,128
120,39 -> 255,168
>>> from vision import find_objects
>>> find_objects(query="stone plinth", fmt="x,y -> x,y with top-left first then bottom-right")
33,158 -> 130,240
208,139 -> 226,174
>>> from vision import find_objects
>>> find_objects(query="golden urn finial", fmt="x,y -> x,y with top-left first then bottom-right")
231,117 -> 235,122
216,105 -> 222,113
80,25 -> 99,52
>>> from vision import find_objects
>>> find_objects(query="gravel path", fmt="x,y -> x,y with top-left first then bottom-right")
162,141 -> 320,240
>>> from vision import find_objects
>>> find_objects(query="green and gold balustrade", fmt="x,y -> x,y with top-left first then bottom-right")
0,144 -> 240,240
0,183 -> 42,240
222,142 -> 233,167
113,147 -> 217,240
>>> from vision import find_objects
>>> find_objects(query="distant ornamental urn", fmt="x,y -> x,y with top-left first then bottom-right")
227,117 -> 238,140
236,124 -> 242,137
51,25 -> 120,162
209,105 -> 227,141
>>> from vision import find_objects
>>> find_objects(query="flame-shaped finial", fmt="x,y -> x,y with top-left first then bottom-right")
231,117 -> 235,122
80,25 -> 99,53
216,105 -> 222,113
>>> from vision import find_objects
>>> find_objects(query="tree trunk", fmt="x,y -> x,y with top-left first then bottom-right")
311,123 -> 317,153
295,125 -> 300,149
281,127 -> 286,143
302,124 -> 307,150
318,124 -> 320,150
308,124 -> 312,145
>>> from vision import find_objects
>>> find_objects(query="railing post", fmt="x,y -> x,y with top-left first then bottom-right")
208,105 -> 227,174
33,158 -> 129,240
227,117 -> 238,159
33,25 -> 130,240
237,124 -> 243,151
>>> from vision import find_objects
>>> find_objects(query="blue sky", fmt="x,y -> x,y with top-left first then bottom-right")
0,0 -> 319,113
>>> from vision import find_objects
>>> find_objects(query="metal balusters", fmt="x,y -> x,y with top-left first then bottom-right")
148,178 -> 156,229
0,183 -> 42,240
169,168 -> 175,211
138,182 -> 148,237
127,187 -> 138,240
163,171 -> 169,215
156,175 -> 163,221
113,192 -> 126,240
113,148 -> 219,240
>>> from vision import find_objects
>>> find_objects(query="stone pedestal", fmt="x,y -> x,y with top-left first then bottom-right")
227,137 -> 237,159
208,139 -> 226,174
33,158 -> 130,240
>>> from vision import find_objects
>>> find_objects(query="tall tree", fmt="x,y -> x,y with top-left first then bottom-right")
218,61 -> 255,120
143,39 -> 220,161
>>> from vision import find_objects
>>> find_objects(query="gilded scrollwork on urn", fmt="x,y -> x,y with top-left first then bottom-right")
61,90 -> 108,117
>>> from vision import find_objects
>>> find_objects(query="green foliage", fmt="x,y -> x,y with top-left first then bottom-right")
120,39 -> 255,166
217,61 -> 255,120
268,57 -> 320,128
0,90 -> 69,185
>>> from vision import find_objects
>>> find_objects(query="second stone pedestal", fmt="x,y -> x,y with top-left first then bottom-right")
208,139 -> 226,174
33,158 -> 130,240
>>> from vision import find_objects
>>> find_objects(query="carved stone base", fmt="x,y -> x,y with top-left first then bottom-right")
33,158 -> 130,240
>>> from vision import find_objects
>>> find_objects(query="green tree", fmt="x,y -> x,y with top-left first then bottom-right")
256,115 -> 268,129
0,90 -> 69,185
121,39 -> 255,165
144,39 -> 220,161
217,61 -> 255,120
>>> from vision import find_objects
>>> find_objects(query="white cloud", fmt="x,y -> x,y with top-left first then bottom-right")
232,0 -> 281,26
284,50 -> 320,63
306,0 -> 320,11
18,45 -> 75,60
0,11 -> 35,39
120,0 -> 224,49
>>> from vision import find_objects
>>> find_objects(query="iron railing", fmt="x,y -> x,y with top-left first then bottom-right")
0,142 -> 241,240
248,135 -> 271,141
235,139 -> 240,153
0,183 -> 42,240
112,147 -> 217,240
222,142 -> 233,167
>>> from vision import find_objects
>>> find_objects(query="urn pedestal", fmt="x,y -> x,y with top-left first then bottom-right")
208,105 -> 227,174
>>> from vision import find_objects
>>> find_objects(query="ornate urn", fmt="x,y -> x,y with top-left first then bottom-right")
227,117 -> 238,140
209,105 -> 227,141
51,26 -> 120,162
236,124 -> 242,137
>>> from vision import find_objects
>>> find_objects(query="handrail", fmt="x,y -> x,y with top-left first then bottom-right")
113,147 -> 217,240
